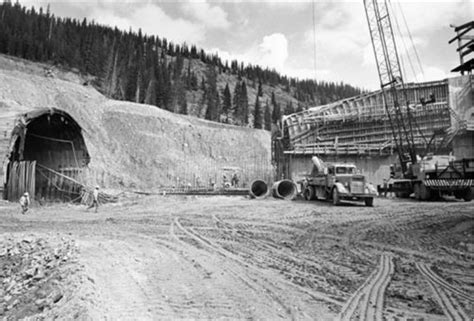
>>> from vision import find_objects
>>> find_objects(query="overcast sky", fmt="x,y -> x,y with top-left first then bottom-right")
22,0 -> 473,90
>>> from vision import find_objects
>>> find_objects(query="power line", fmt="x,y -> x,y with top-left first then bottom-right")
312,0 -> 317,81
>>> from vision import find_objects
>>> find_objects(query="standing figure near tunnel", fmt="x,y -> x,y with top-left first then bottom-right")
19,192 -> 30,214
87,186 -> 100,213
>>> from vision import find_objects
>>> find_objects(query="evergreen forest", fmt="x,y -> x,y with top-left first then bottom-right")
0,1 -> 366,130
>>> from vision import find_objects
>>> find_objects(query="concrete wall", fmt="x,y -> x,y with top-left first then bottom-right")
288,154 -> 398,186
453,132 -> 474,159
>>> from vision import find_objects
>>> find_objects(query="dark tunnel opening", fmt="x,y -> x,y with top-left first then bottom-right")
6,109 -> 90,202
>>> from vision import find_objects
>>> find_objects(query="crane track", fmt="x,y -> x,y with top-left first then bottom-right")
338,254 -> 393,321
416,263 -> 470,321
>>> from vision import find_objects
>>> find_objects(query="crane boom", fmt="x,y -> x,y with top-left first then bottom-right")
363,0 -> 417,175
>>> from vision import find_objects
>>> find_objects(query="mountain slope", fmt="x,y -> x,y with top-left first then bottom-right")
0,54 -> 272,191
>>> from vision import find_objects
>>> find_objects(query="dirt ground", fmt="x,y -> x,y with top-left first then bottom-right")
0,195 -> 473,320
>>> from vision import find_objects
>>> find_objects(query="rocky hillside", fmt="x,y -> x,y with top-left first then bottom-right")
0,54 -> 272,191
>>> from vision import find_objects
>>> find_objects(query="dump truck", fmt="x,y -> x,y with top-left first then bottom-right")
301,157 -> 377,206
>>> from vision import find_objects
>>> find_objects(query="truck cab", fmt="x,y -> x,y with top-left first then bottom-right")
303,161 -> 377,206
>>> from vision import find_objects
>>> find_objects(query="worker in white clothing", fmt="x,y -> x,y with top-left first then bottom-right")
19,192 -> 30,214
87,186 -> 100,213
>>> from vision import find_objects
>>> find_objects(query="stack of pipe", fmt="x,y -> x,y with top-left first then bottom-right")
249,179 -> 297,200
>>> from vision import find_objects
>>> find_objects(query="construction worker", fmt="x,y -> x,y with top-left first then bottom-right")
19,192 -> 30,214
87,186 -> 100,213
222,175 -> 229,188
231,173 -> 239,187
382,179 -> 389,197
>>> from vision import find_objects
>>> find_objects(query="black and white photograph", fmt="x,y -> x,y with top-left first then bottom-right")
0,0 -> 472,319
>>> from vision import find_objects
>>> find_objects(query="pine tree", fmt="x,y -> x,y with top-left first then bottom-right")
178,89 -> 188,115
144,75 -> 157,106
271,92 -> 281,124
204,65 -> 219,121
253,95 -> 262,129
264,99 -> 271,131
232,81 -> 241,125
222,83 -> 232,123
257,79 -> 263,97
284,101 -> 294,115
240,81 -> 248,125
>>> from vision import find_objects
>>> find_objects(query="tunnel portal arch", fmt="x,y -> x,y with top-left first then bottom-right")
4,108 -> 90,201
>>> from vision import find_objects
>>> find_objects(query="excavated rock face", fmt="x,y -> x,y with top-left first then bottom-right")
0,55 -> 272,192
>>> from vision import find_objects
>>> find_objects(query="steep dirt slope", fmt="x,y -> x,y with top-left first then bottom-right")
0,55 -> 271,191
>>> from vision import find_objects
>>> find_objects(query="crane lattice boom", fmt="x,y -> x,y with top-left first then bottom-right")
363,0 -> 417,174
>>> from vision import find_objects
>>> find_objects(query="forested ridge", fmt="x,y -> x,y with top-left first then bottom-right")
0,1 -> 365,129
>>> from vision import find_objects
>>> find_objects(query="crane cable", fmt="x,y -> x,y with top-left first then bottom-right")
388,0 -> 429,147
396,1 -> 425,79
388,0 -> 418,83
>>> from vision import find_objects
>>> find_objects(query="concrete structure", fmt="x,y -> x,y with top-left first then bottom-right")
276,75 -> 473,185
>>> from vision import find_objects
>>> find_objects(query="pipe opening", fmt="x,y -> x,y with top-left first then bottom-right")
272,180 -> 297,200
249,180 -> 268,199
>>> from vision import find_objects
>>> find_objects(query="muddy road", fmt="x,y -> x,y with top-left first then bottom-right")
0,195 -> 473,320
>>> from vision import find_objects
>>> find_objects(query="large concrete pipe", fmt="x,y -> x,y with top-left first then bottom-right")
249,179 -> 269,199
272,180 -> 297,200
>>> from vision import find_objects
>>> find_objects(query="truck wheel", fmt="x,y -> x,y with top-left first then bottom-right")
419,183 -> 431,201
304,186 -> 314,201
332,188 -> 340,205
365,197 -> 374,207
304,186 -> 316,201
395,192 -> 410,198
413,183 -> 421,200
462,188 -> 473,202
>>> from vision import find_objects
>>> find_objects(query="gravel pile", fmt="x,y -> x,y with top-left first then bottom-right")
0,236 -> 78,319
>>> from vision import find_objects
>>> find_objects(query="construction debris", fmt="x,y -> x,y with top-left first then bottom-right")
0,236 -> 78,319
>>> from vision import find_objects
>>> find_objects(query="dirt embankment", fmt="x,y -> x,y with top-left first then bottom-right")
0,54 -> 272,191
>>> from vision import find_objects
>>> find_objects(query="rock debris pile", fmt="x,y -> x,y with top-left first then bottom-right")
0,235 -> 79,319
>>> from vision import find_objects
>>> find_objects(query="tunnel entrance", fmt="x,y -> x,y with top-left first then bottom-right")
4,108 -> 90,202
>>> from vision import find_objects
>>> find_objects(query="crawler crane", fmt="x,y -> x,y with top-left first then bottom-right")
363,0 -> 473,201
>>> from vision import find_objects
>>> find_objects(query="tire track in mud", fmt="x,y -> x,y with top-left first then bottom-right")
97,221 -> 229,318
317,233 -> 472,268
174,217 -> 341,318
168,220 -> 249,319
169,219 -> 297,319
172,220 -> 299,319
416,263 -> 471,321
327,206 -> 472,253
338,254 -> 394,321
211,214 -> 356,302
136,225 -> 245,319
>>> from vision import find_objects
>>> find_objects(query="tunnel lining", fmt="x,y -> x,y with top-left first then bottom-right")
5,108 -> 90,201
